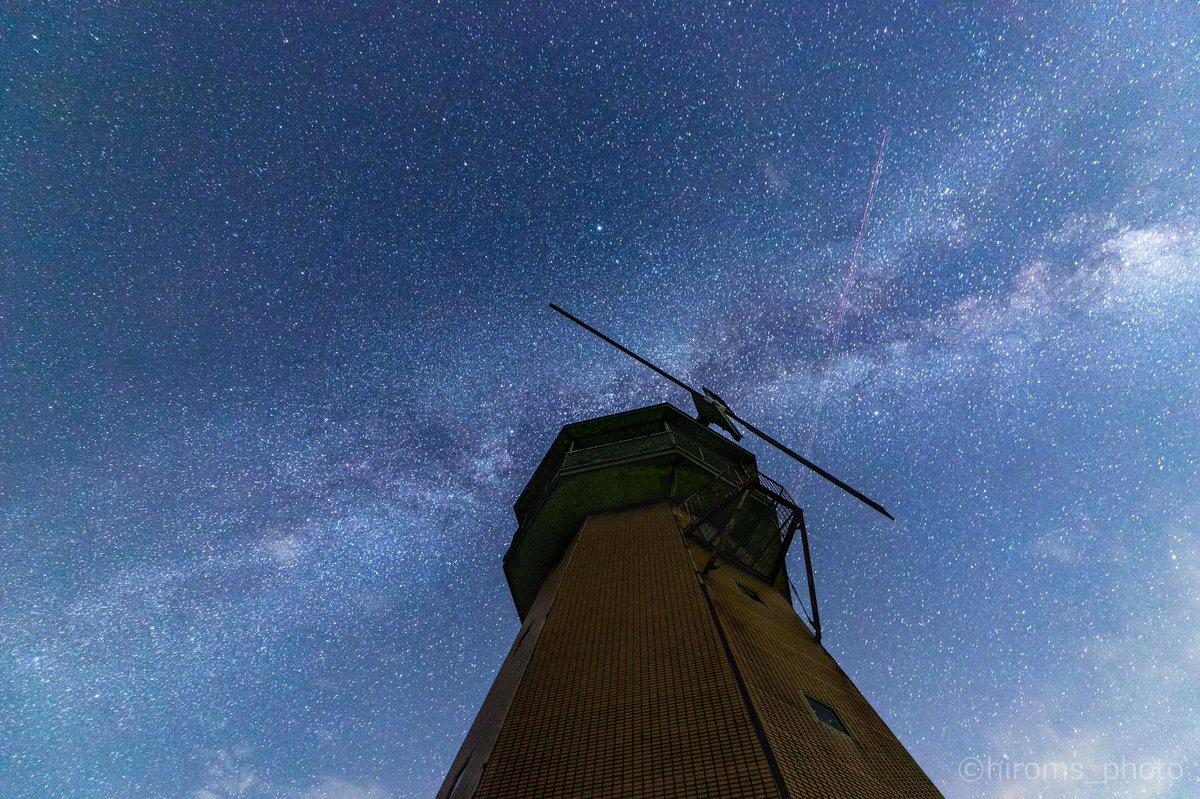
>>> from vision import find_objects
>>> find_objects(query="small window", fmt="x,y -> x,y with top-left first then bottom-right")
736,582 -> 763,604
807,695 -> 850,735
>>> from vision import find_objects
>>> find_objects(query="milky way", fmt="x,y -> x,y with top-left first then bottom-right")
2,4 -> 1198,798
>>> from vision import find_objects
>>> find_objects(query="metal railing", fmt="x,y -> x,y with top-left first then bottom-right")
674,463 -> 801,582
516,429 -> 729,531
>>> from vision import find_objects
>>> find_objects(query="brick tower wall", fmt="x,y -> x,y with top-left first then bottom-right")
473,502 -> 780,797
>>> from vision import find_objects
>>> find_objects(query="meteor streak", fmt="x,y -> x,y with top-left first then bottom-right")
805,127 -> 889,457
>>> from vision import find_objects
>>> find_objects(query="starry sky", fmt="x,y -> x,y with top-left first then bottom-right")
2,3 -> 1198,798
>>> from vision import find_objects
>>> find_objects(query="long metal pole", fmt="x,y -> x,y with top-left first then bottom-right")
796,510 -> 821,643
727,410 -> 893,520
549,303 -> 697,395
550,303 -> 893,521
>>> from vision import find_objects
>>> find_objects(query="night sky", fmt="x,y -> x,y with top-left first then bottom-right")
3,3 -> 1198,798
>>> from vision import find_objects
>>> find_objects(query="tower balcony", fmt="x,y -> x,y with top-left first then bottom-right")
505,403 -> 799,619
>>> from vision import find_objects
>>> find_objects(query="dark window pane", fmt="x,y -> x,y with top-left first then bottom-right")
737,582 -> 763,604
807,696 -> 850,735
